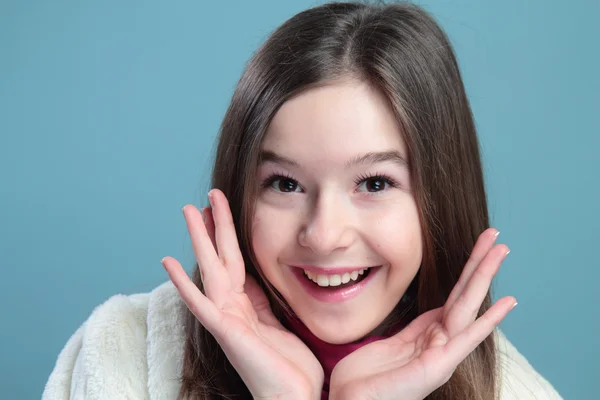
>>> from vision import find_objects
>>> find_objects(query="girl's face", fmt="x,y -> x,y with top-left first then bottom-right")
252,80 -> 422,344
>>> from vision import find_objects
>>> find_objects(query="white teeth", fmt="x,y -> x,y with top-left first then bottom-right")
317,275 -> 329,287
329,275 -> 342,286
341,273 -> 351,284
303,268 -> 369,287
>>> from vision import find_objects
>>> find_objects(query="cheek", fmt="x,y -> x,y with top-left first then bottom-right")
251,211 -> 272,268
371,201 -> 422,265
251,206 -> 290,278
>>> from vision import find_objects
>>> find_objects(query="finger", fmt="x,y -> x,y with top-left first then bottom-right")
244,274 -> 283,328
395,308 -> 443,343
208,189 -> 246,291
435,296 -> 516,375
182,204 -> 228,303
195,207 -> 215,284
443,228 -> 499,317
443,244 -> 510,337
161,256 -> 221,332
202,206 -> 217,251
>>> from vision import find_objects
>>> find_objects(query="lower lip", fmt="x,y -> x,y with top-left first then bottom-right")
290,266 -> 380,303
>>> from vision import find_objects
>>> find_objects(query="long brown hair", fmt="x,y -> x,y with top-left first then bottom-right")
178,1 -> 496,399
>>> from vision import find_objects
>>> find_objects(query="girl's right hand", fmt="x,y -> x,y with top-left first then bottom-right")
161,188 -> 324,400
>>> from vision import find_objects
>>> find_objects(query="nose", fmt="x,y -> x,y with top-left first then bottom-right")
298,192 -> 354,255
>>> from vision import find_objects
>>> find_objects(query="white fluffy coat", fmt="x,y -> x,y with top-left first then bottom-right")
43,281 -> 562,399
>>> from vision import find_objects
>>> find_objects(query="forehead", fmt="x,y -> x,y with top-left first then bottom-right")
262,80 -> 407,160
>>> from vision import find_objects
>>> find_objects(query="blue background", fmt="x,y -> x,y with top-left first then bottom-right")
1,0 -> 597,398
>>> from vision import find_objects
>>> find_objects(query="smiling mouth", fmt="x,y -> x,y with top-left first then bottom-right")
302,267 -> 372,289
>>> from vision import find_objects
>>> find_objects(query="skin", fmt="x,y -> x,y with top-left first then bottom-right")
161,80 -> 516,399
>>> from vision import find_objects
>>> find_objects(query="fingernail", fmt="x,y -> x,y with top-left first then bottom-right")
505,249 -> 511,257
511,301 -> 518,310
208,190 -> 214,206
494,230 -> 500,238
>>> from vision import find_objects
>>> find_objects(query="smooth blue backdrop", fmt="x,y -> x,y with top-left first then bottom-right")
1,0 -> 597,398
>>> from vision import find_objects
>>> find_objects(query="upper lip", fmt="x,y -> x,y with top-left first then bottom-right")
290,265 -> 377,274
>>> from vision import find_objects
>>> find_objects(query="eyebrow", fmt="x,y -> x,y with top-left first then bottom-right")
258,149 -> 408,169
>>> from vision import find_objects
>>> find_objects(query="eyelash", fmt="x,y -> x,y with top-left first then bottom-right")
260,171 -> 400,194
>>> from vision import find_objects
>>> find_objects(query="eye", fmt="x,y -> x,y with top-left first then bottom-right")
261,173 -> 302,193
355,173 -> 399,194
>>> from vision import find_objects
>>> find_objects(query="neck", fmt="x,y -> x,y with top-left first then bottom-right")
282,313 -> 407,400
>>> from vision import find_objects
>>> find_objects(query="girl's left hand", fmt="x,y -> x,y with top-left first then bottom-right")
329,228 -> 516,400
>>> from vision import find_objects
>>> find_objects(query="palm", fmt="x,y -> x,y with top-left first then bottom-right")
330,228 -> 516,400
208,276 -> 323,397
329,308 -> 451,399
162,189 -> 323,399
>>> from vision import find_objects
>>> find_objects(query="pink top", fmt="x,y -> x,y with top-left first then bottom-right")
284,314 -> 403,400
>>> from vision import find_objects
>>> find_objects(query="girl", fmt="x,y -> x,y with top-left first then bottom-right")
43,1 -> 562,399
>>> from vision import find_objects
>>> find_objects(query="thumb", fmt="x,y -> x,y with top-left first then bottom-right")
244,274 -> 283,328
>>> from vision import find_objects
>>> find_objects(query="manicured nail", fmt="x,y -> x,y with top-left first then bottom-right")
505,249 -> 510,257
511,301 -> 518,310
494,230 -> 500,238
208,190 -> 214,206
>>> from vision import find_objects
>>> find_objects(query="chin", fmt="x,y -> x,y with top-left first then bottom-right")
302,314 -> 385,344
319,331 -> 366,345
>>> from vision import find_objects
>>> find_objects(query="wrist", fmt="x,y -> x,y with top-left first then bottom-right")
252,387 -> 316,400
329,385 -> 370,400
253,394 -> 313,400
